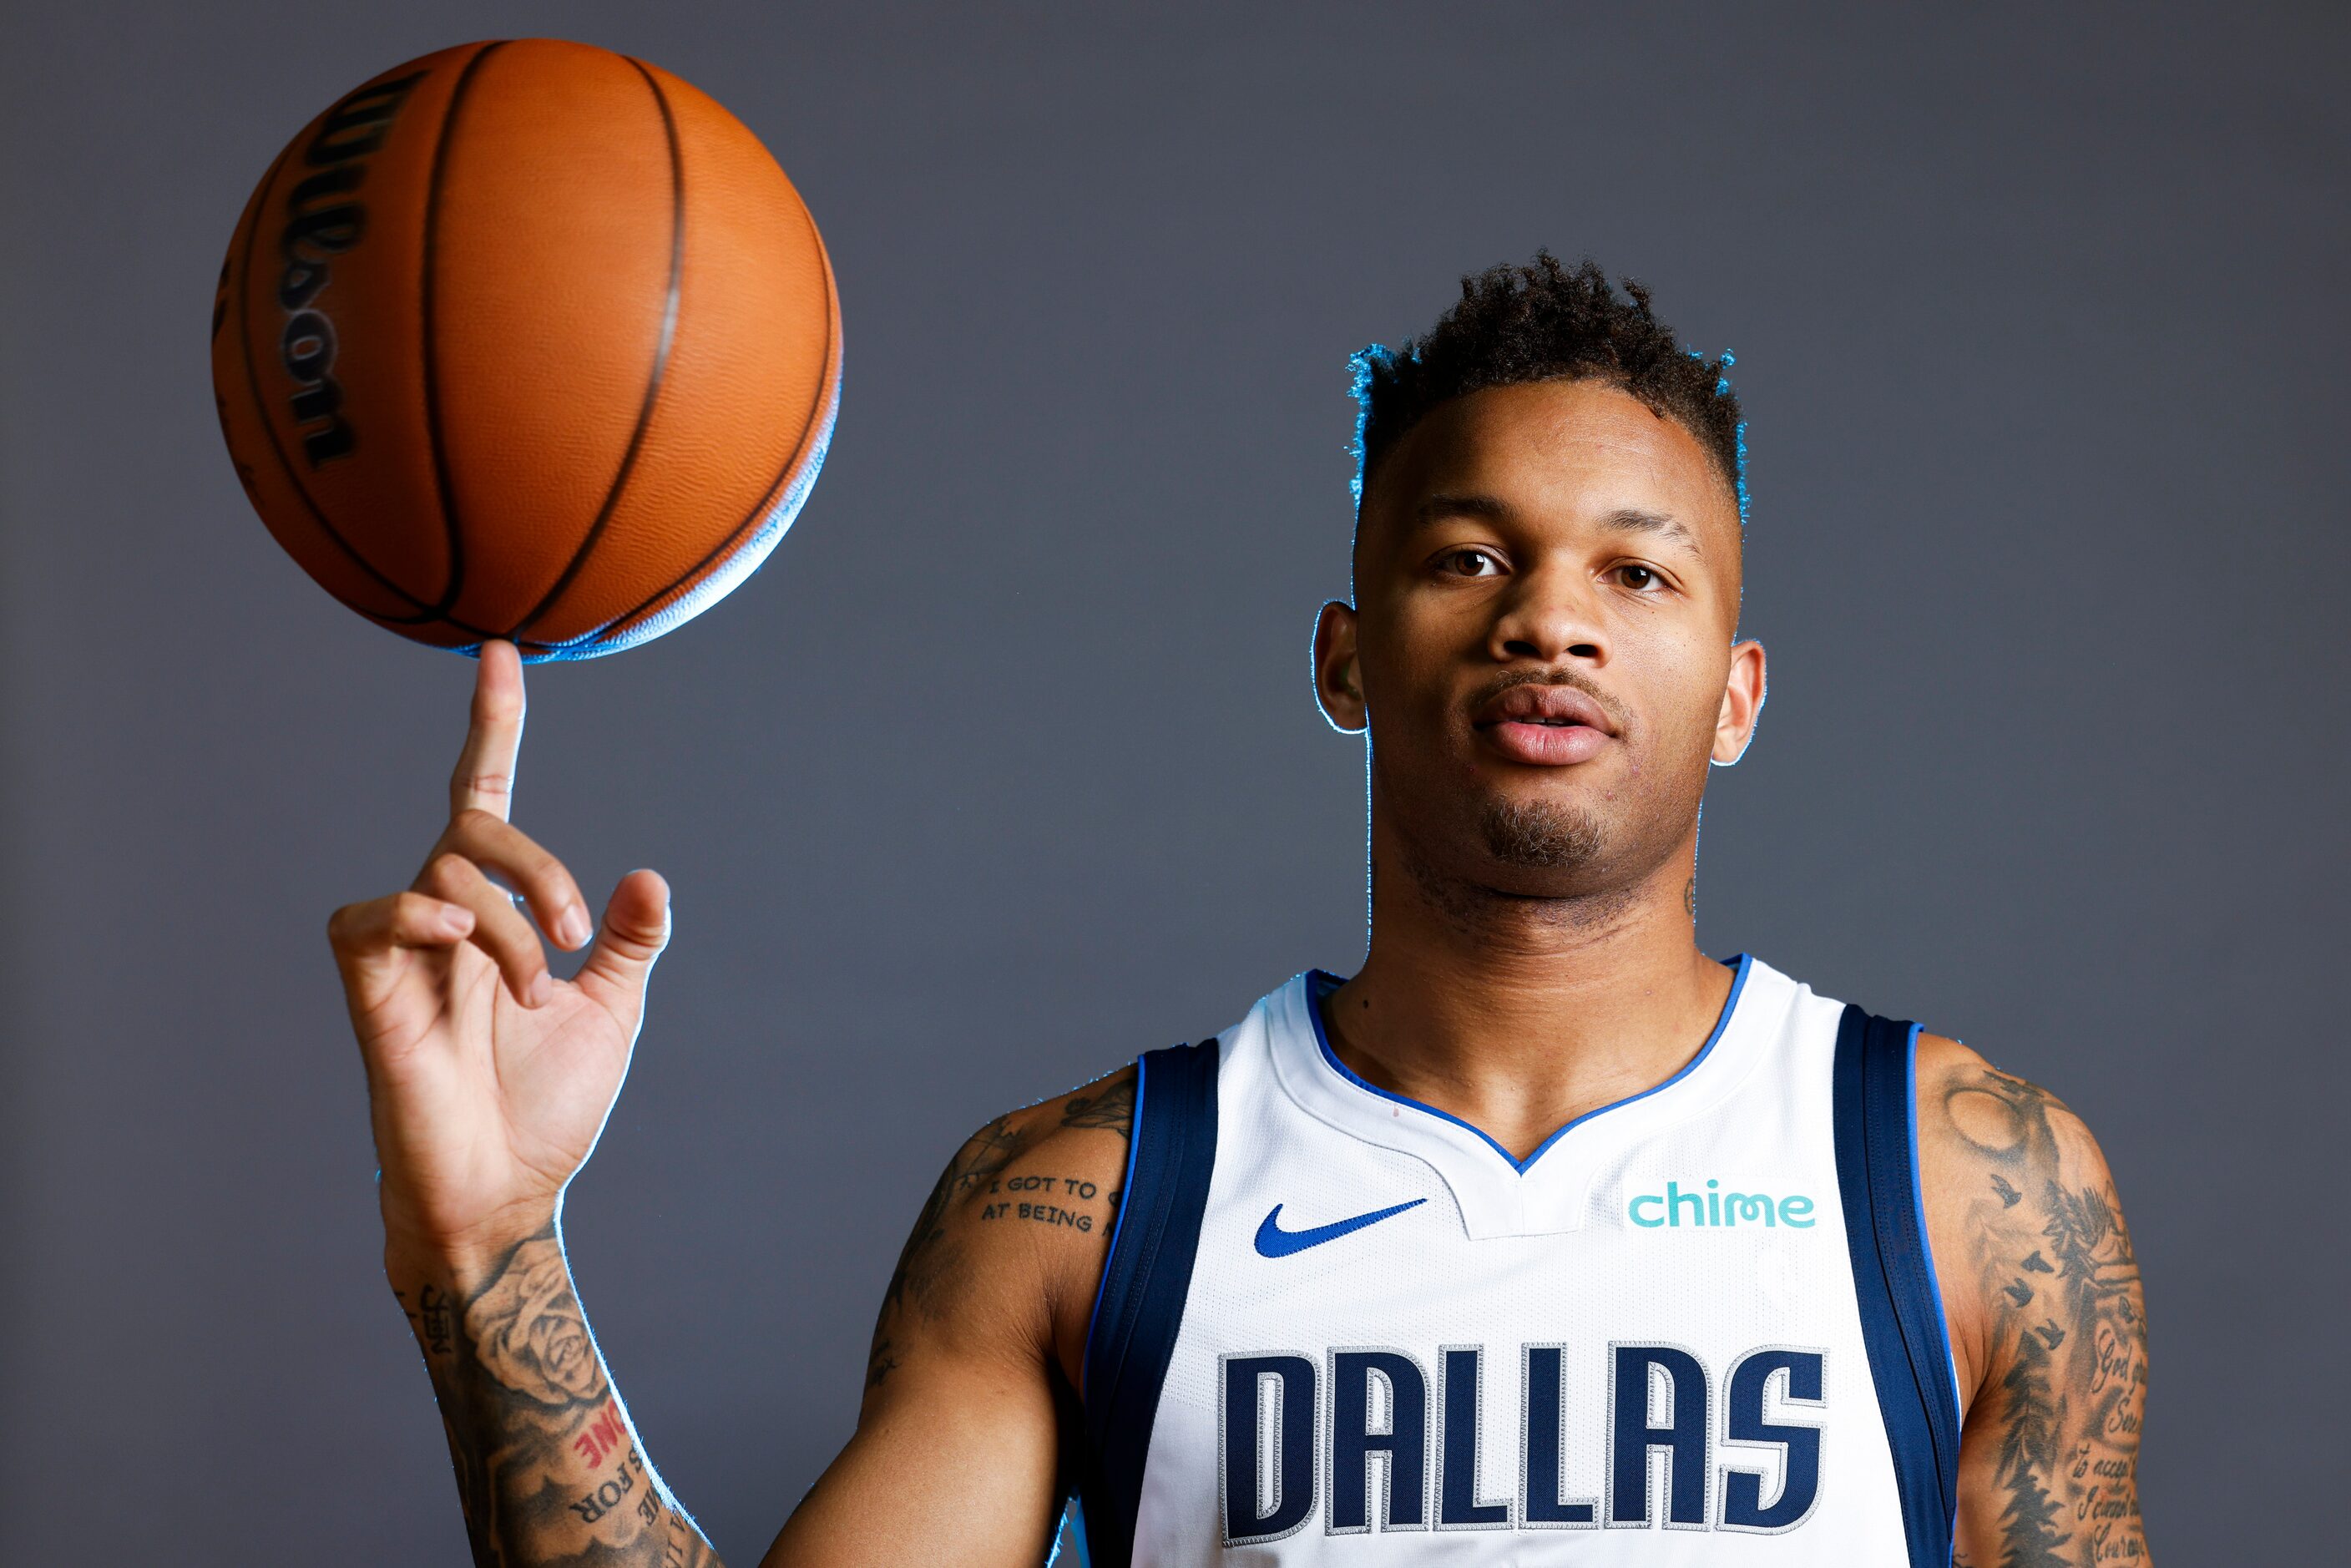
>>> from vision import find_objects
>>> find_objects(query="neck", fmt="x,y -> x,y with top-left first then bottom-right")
1323,812 -> 1732,1162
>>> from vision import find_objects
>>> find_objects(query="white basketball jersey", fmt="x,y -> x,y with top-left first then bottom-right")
1072,956 -> 1961,1567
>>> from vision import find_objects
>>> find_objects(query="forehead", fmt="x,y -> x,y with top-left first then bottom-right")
1359,379 -> 1742,560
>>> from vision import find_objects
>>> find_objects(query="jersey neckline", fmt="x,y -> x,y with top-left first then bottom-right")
1301,952 -> 1755,1177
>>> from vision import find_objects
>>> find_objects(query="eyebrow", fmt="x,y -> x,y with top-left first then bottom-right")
1411,494 -> 1703,554
1414,492 -> 1512,527
1598,507 -> 1701,554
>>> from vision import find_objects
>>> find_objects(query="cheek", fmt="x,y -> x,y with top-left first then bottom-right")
1358,599 -> 1470,708
1620,627 -> 1730,746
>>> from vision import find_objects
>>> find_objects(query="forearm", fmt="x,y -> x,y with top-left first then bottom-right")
391,1222 -> 723,1568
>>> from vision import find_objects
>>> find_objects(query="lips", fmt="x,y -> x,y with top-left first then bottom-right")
1472,682 -> 1618,766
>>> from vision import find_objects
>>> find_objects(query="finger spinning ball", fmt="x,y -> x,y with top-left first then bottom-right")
211,38 -> 841,659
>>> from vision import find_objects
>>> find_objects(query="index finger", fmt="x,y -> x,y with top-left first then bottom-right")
449,640 -> 526,822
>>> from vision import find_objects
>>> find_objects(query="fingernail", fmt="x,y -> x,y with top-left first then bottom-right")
558,907 -> 592,948
528,972 -> 554,1008
441,906 -> 474,937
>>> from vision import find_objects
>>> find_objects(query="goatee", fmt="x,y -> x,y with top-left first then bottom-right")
1479,798 -> 1604,869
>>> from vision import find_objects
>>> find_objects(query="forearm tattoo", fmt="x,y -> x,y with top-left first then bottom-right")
1944,1067 -> 2149,1565
396,1225 -> 724,1567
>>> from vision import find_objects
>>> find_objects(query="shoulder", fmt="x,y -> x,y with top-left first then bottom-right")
941,1066 -> 1139,1271
1910,1033 -> 2137,1403
933,1065 -> 1140,1242
1915,1032 -> 2115,1190
1913,1032 -> 2120,1216
866,1064 -> 1138,1396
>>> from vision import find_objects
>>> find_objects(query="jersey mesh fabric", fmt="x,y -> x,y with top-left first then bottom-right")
1120,959 -> 1918,1565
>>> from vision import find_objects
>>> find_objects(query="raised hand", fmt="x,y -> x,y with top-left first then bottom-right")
327,640 -> 671,1278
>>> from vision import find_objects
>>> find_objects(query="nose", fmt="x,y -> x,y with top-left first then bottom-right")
1488,560 -> 1606,666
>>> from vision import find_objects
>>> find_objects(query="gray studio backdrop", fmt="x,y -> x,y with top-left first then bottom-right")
3,3 -> 2343,1561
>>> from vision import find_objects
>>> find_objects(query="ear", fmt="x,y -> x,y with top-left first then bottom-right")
1313,599 -> 1367,733
1711,638 -> 1767,765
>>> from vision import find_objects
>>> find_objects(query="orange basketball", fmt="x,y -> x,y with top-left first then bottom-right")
210,38 -> 840,660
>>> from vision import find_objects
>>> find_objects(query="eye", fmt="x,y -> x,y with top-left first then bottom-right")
1612,564 -> 1666,592
1438,548 -> 1504,578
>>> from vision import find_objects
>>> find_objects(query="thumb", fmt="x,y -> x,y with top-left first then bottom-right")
574,868 -> 672,1019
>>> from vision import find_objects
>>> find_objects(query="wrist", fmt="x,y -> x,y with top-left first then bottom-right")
382,1200 -> 560,1296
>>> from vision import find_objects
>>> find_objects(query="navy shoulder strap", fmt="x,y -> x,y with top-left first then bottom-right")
1831,1004 -> 1962,1568
1076,1036 -> 1221,1568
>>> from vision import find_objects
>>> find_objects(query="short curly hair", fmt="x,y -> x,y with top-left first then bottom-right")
1351,252 -> 1747,527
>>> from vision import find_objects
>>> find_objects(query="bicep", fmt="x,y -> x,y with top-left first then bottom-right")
761,1352 -> 1065,1568
761,1086 -> 1130,1567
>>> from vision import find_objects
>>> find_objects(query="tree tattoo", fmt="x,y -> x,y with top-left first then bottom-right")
1058,1074 -> 1135,1140
1942,1066 -> 2149,1566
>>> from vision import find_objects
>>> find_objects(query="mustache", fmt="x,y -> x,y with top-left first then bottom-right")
1467,668 -> 1631,731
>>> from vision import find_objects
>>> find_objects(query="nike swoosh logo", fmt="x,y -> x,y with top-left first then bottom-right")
1253,1198 -> 1427,1258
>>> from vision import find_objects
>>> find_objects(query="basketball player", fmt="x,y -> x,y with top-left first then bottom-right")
328,257 -> 2149,1565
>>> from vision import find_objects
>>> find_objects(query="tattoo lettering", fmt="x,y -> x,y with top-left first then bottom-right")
976,1159 -> 1125,1232
662,1512 -> 720,1568
400,1283 -> 458,1357
988,1174 -> 1099,1199
1946,1068 -> 2149,1566
574,1403 -> 629,1469
398,1223 -> 728,1566
980,1200 -> 1095,1231
569,1446 -> 647,1525
863,1069 -> 1135,1395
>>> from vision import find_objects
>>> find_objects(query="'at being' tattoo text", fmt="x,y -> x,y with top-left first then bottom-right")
863,1067 -> 1136,1392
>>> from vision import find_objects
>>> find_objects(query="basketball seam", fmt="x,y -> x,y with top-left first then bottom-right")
585,154 -> 842,648
503,55 -> 686,643
418,38 -> 510,620
234,135 -> 447,625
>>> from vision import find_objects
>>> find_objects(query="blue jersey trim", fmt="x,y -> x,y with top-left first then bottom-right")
1079,1037 -> 1221,1568
1903,1024 -> 1966,1449
1079,1060 -> 1149,1396
1305,953 -> 1752,1175
1832,1004 -> 1961,1568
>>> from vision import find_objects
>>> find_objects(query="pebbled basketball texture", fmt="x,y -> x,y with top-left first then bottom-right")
210,38 -> 841,660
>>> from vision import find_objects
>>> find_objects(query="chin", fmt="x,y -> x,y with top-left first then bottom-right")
1477,796 -> 1609,872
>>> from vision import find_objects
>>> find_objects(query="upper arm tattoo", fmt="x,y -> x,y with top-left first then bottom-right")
876,1112 -> 1034,1328
865,1108 -> 1053,1391
1944,1067 -> 2149,1566
1058,1074 -> 1135,1139
863,1070 -> 1135,1391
